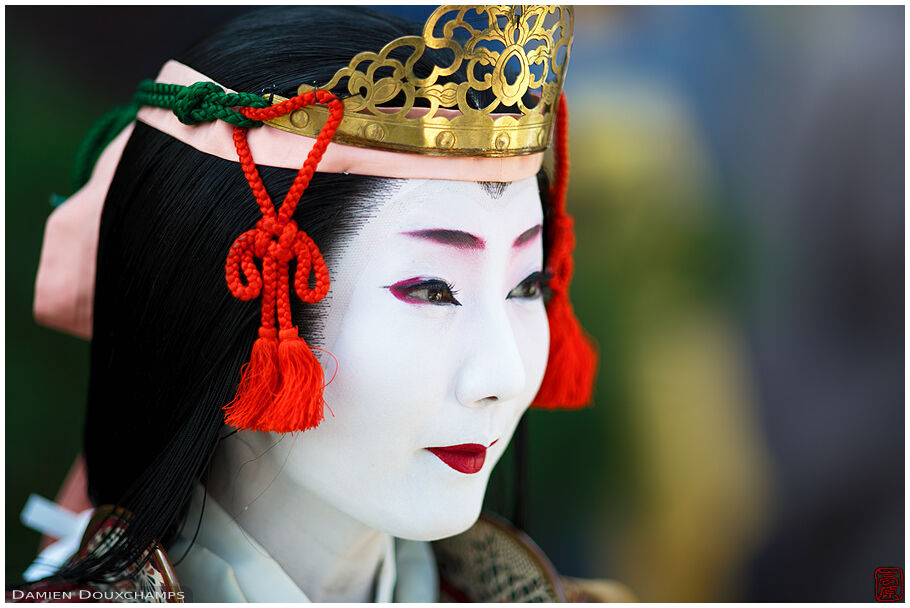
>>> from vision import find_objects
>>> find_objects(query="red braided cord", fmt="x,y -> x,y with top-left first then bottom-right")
553,93 -> 570,215
232,128 -> 275,220
548,93 -> 575,293
273,261 -> 290,331
240,91 -> 344,223
260,249 -> 279,332
225,90 -> 342,336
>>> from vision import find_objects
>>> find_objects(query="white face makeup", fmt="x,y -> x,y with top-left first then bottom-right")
274,177 -> 549,541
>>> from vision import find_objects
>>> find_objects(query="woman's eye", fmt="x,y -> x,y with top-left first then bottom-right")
389,278 -> 461,306
508,271 -> 547,300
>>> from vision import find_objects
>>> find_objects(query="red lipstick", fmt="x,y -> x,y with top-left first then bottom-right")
427,441 -> 497,474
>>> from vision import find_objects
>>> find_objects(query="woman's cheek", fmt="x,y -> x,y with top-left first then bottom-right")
324,289 -> 452,436
514,299 -> 551,400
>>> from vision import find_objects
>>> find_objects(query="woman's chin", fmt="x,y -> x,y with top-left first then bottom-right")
382,503 -> 484,542
350,482 -> 487,542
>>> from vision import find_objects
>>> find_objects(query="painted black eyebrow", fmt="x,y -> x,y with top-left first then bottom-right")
478,181 -> 509,199
401,229 -> 485,250
513,224 -> 542,248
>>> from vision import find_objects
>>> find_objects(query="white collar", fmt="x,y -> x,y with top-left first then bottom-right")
169,485 -> 436,602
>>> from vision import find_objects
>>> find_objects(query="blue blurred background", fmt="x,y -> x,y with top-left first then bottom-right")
6,6 -> 904,601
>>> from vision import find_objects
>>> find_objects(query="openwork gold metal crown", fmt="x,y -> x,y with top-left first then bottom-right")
265,5 -> 573,157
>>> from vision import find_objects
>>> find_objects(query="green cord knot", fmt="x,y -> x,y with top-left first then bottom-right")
134,80 -> 269,129
172,81 -> 224,125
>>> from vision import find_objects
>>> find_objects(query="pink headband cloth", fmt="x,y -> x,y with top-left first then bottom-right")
33,60 -> 545,339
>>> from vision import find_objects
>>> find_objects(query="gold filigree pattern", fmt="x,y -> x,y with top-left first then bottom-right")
264,5 -> 573,156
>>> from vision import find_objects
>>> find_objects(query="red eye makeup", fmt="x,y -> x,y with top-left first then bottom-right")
388,277 -> 461,306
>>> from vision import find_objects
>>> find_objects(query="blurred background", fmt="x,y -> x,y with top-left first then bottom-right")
5,6 -> 904,601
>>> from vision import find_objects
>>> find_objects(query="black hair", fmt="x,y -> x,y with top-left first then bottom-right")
46,6 -> 552,585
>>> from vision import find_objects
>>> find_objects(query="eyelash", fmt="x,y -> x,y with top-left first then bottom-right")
507,271 -> 547,301
389,278 -> 461,306
388,271 -> 547,306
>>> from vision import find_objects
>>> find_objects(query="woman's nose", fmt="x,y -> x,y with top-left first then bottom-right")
454,306 -> 527,407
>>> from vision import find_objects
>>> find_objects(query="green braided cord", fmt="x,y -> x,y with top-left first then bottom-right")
133,80 -> 269,129
70,80 -> 271,193
71,102 -> 140,191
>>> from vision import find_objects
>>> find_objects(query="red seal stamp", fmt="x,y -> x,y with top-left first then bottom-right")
875,567 -> 903,601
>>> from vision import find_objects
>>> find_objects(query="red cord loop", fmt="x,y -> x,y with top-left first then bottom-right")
292,231 -> 330,303
225,229 -> 263,301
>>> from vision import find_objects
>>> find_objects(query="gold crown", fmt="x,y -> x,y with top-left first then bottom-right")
264,5 -> 573,157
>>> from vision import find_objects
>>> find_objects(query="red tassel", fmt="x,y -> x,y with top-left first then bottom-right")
532,291 -> 598,409
256,328 -> 325,433
224,328 -> 279,429
531,92 -> 598,410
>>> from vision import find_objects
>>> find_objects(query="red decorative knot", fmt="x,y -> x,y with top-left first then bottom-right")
223,89 -> 344,434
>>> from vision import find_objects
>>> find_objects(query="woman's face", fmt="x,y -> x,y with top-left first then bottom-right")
285,176 -> 549,540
